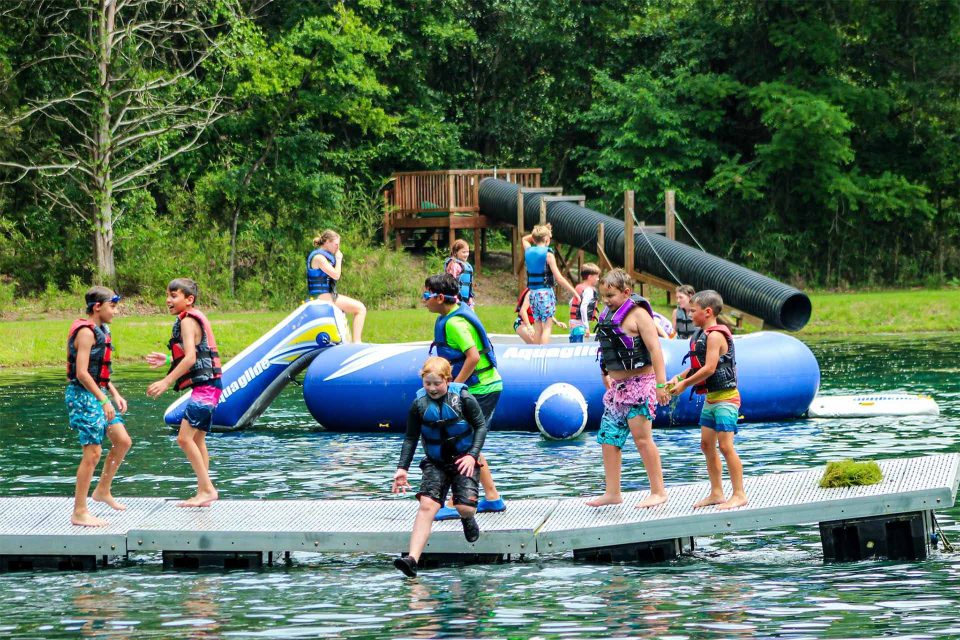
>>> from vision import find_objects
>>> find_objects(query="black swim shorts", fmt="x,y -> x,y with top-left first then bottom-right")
417,457 -> 479,507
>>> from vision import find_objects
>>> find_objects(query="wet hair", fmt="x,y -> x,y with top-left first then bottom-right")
313,229 -> 339,248
677,284 -> 695,298
450,239 -> 469,256
531,224 -> 552,243
600,268 -> 633,292
420,356 -> 453,381
424,274 -> 459,297
85,286 -> 116,313
579,262 -> 600,279
167,278 -> 199,302
691,289 -> 723,316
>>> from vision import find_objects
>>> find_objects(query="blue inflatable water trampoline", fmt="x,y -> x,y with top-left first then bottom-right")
301,331 -> 820,432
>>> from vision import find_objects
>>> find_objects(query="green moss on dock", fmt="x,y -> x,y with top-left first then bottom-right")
819,459 -> 883,488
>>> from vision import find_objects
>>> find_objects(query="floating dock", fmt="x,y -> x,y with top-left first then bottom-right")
1,454 -> 957,571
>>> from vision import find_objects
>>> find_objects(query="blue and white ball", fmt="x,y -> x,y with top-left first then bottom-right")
535,383 -> 588,440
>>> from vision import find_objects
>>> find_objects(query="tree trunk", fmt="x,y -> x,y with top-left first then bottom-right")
94,0 -> 116,284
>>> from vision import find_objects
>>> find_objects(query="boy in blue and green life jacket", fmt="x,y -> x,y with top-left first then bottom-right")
423,274 -> 505,517
146,278 -> 223,508
65,286 -> 132,527
669,289 -> 748,510
391,357 -> 487,577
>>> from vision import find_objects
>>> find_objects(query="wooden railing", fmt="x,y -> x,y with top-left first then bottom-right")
385,169 -> 541,221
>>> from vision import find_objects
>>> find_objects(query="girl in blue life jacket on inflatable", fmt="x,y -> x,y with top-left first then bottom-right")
306,229 -> 367,343
391,356 -> 487,578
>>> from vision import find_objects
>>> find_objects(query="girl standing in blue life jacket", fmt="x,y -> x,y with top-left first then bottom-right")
444,238 -> 475,307
306,229 -> 367,343
521,223 -> 581,344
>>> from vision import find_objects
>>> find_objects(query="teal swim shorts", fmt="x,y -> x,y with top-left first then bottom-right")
65,383 -> 123,446
700,401 -> 739,433
596,403 -> 655,449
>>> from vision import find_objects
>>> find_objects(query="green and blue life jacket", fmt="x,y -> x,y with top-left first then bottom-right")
413,382 -> 474,463
306,249 -> 337,298
431,303 -> 497,387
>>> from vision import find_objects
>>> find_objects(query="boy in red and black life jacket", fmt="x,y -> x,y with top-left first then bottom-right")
65,286 -> 132,527
146,278 -> 222,508
669,289 -> 747,511
424,274 -> 506,517
513,287 -> 536,344
569,262 -> 600,343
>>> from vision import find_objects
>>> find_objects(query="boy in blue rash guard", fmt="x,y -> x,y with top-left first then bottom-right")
423,274 -> 506,516
392,357 -> 487,577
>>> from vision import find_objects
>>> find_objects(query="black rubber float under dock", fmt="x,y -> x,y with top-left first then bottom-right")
1,454 -> 956,571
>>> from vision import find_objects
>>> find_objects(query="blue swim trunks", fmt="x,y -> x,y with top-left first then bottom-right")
182,384 -> 222,433
596,403 -> 655,449
700,401 -> 740,433
529,289 -> 556,323
65,383 -> 123,446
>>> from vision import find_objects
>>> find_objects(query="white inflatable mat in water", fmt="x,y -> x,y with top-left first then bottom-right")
808,394 -> 940,418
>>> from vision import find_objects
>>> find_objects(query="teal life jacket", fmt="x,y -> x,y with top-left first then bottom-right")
525,245 -> 555,290
414,382 -> 474,463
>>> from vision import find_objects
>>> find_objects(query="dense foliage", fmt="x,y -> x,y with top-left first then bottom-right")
1,0 -> 957,306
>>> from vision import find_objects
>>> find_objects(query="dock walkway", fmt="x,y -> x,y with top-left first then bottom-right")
1,454 -> 957,569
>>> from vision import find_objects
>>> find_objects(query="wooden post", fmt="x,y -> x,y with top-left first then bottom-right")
448,172 -> 456,214
383,191 -> 390,246
516,190 -> 526,288
473,228 -> 482,274
539,198 -> 547,225
577,249 -> 584,278
624,190 -> 635,276
665,190 -> 676,242
596,222 -> 614,271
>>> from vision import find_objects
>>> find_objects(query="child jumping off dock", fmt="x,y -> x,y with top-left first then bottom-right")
392,357 -> 487,577
66,287 -> 132,526
587,269 -> 671,509
669,290 -> 747,510
146,278 -> 223,507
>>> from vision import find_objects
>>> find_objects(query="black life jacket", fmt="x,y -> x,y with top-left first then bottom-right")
66,319 -> 112,387
414,383 -> 474,463
675,306 -> 696,339
306,249 -> 337,298
595,294 -> 654,372
168,309 -> 223,390
687,324 -> 737,394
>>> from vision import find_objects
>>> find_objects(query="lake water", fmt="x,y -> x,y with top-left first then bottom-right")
0,335 -> 958,638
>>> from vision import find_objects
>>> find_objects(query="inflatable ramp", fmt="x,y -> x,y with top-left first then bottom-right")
163,301 -> 347,431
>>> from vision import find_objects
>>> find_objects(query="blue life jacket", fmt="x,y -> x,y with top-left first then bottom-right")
414,382 -> 474,462
431,304 -> 498,387
525,245 -> 555,290
306,249 -> 337,298
444,257 -> 474,301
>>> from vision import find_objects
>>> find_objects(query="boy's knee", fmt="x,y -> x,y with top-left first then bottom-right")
114,433 -> 133,452
82,446 -> 102,464
417,498 -> 440,513
456,505 -> 477,518
718,440 -> 737,457
700,439 -> 714,454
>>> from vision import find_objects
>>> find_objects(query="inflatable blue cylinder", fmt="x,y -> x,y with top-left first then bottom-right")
163,300 -> 347,431
536,383 -> 588,439
302,332 -> 820,431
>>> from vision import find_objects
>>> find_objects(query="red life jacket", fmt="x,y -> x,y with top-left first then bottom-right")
687,324 -> 737,394
66,319 -> 112,387
168,309 -> 222,390
515,288 -> 535,325
570,283 -> 598,322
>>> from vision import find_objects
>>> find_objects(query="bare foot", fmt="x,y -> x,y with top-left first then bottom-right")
91,491 -> 127,511
692,493 -> 727,509
71,511 -> 109,527
178,491 -> 218,508
585,493 -> 623,507
635,492 -> 668,509
716,494 -> 748,511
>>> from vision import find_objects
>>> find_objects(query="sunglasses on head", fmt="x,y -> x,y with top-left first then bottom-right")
87,294 -> 121,311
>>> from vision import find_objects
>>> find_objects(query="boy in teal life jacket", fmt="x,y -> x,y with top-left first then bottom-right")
65,286 -> 132,526
669,290 -> 748,510
423,274 -> 506,517
146,278 -> 223,508
391,357 -> 488,577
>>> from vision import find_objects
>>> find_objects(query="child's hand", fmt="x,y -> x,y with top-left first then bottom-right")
335,250 -> 343,262
146,378 -> 170,398
671,379 -> 687,396
113,393 -> 128,414
554,320 -> 568,329
656,386 -> 671,406
456,455 -> 476,477
392,469 -> 410,494
145,352 -> 167,368
102,399 -> 116,421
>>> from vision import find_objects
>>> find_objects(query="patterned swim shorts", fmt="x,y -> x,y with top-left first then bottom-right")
182,384 -> 223,433
595,374 -> 658,449
529,289 -> 556,322
65,383 -> 123,446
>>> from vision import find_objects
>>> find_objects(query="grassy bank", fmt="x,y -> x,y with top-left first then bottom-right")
0,289 -> 956,368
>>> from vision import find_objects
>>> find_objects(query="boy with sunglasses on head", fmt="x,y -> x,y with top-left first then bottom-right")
422,274 -> 506,518
65,287 -> 132,526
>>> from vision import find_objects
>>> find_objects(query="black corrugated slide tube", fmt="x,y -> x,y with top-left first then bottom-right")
478,178 -> 811,331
